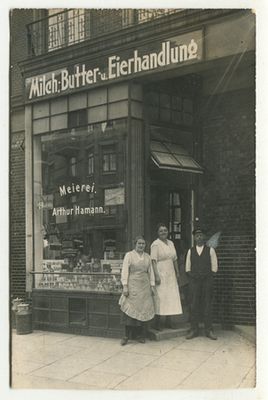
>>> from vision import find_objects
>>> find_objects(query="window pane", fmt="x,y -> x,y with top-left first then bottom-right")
171,111 -> 182,124
183,98 -> 193,113
173,193 -> 180,206
51,114 -> 68,131
152,151 -> 179,167
108,101 -> 128,119
110,154 -> 117,171
33,118 -> 50,134
165,143 -> 188,155
88,153 -> 94,175
174,155 -> 199,168
88,105 -> 107,124
88,88 -> 107,107
148,105 -> 159,120
160,108 -> 171,122
160,93 -> 170,109
108,83 -> 128,102
33,101 -> 50,119
68,109 -> 87,128
51,97 -> 68,115
69,92 -> 87,111
183,112 -> 193,125
70,157 -> 76,176
33,122 -> 126,282
174,207 -> 181,221
151,141 -> 167,152
103,154 -> 110,171
145,92 -> 159,106
172,96 -> 182,111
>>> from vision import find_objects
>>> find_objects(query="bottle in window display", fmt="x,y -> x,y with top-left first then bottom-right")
92,259 -> 101,272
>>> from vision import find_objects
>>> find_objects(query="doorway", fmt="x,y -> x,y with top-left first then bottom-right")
150,186 -> 191,253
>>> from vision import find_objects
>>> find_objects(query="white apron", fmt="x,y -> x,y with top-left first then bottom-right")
151,239 -> 182,316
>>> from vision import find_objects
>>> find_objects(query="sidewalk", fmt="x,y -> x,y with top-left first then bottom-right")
11,328 -> 255,390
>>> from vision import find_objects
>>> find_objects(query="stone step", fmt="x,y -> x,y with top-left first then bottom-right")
148,325 -> 189,341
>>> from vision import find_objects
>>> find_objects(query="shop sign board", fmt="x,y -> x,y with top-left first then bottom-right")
105,187 -> 125,206
25,29 -> 203,102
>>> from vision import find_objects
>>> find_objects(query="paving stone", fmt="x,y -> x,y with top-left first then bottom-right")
213,343 -> 256,368
149,348 -> 212,372
122,339 -> 178,356
92,351 -> 157,376
22,342 -> 82,364
30,356 -> 95,381
239,366 -> 256,388
70,369 -> 127,389
176,335 -> 223,353
12,373 -> 101,390
115,366 -> 186,390
11,329 -> 256,390
177,357 -> 253,389
12,359 -> 44,375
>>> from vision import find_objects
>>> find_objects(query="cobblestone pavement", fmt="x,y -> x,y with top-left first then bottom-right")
11,329 -> 255,390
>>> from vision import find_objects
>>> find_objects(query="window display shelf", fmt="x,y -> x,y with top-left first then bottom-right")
31,271 -> 123,293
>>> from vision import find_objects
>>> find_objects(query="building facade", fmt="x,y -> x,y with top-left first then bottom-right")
10,9 -> 255,334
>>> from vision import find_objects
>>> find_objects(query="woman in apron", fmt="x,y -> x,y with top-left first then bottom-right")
151,223 -> 183,330
119,236 -> 156,345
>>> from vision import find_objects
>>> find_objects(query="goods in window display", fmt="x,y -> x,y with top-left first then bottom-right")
35,257 -> 123,293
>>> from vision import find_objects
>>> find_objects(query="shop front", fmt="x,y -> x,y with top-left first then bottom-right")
30,83 -> 139,336
21,9 -> 255,336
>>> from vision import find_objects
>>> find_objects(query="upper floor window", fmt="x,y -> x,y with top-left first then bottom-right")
48,9 -> 87,52
102,145 -> 117,173
145,91 -> 193,126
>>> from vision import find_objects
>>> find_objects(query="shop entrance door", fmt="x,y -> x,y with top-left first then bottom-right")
169,190 -> 192,255
150,186 -> 191,254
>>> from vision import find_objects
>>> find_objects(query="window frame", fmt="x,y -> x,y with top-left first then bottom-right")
101,144 -> 117,174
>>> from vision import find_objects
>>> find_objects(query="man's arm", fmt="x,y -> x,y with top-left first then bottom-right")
210,247 -> 218,273
185,249 -> 191,273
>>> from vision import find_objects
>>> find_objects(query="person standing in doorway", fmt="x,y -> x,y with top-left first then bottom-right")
150,223 -> 183,330
186,227 -> 218,340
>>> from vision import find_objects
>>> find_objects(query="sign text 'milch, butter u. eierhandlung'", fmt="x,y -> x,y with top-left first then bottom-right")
26,30 -> 203,101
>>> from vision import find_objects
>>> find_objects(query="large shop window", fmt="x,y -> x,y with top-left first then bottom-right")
33,121 -> 126,288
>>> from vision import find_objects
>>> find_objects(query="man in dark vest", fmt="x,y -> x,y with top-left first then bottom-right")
185,227 -> 218,340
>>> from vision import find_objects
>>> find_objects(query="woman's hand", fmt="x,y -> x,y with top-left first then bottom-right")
155,276 -> 161,285
123,285 -> 129,297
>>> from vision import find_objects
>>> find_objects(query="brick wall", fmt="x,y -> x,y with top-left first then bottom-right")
10,133 -> 26,299
10,9 -> 33,100
200,87 -> 255,325
10,9 -> 33,299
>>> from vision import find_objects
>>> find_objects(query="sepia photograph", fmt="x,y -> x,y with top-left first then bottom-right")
9,5 -> 256,392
